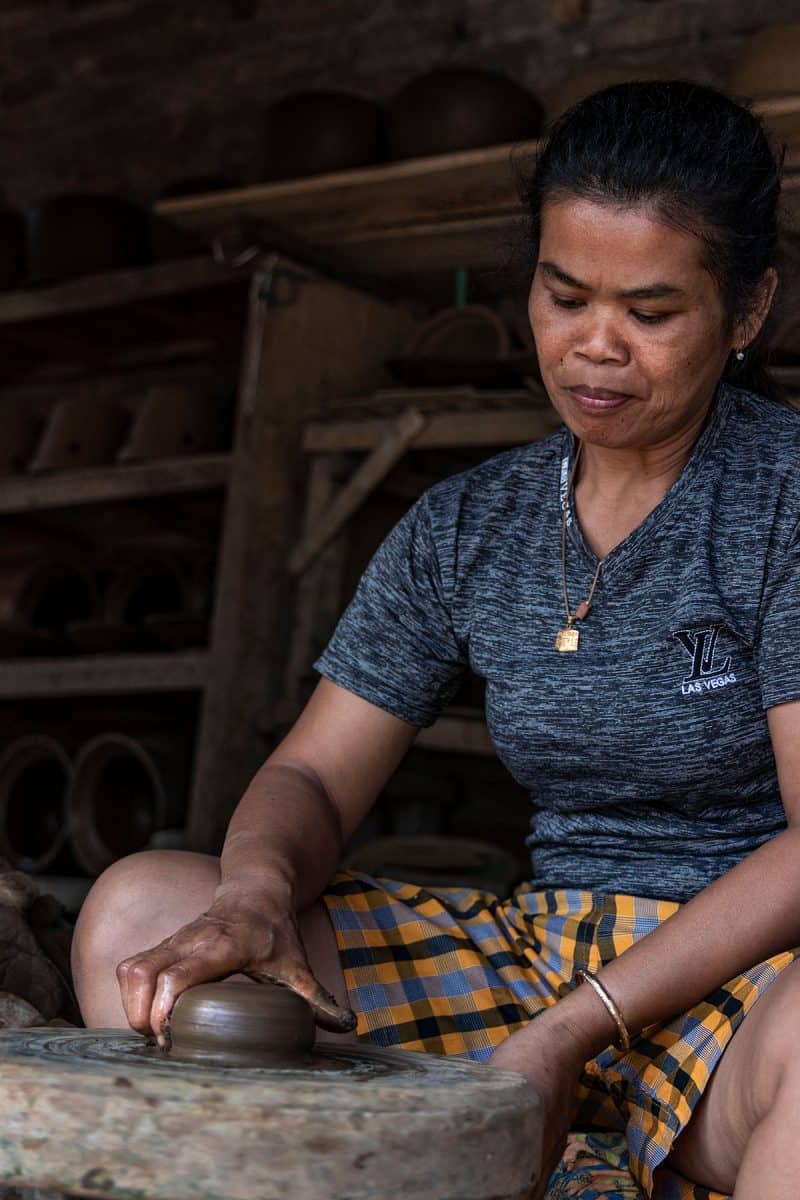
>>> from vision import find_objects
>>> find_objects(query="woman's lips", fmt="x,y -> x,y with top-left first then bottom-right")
567,385 -> 633,411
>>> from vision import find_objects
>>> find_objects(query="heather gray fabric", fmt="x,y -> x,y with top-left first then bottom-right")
314,384 -> 800,902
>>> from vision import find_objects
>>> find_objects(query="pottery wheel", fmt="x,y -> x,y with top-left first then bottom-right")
0,1027 -> 543,1200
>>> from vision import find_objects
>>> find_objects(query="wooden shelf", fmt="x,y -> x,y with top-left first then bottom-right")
156,98 -> 800,273
0,454 -> 231,514
303,403 -> 561,453
0,651 -> 209,699
0,256 -> 252,327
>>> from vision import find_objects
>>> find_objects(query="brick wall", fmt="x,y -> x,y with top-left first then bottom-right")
0,0 -> 797,209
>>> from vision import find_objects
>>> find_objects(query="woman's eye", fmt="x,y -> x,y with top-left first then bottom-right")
632,310 -> 670,325
550,295 -> 583,310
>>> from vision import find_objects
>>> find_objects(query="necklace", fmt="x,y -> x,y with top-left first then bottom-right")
555,441 -> 604,653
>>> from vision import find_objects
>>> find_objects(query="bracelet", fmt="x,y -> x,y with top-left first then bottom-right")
574,969 -> 631,1052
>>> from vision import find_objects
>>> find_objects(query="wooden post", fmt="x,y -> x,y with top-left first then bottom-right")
188,258 -> 414,853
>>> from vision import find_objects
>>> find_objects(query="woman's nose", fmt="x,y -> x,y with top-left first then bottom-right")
575,316 -> 629,365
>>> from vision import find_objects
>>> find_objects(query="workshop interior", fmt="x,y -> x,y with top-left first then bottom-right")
0,4 -> 798,1199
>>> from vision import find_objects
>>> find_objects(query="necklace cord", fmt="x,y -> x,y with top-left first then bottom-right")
561,440 -> 604,626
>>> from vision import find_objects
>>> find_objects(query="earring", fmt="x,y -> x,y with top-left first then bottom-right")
735,348 -> 746,361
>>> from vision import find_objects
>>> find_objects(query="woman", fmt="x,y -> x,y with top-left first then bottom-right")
73,82 -> 800,1200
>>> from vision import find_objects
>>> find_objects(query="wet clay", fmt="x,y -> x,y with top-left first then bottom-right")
168,980 -> 315,1066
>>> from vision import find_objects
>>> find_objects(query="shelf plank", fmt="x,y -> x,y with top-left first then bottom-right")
155,101 -> 800,272
0,257 -> 251,327
0,454 -> 231,513
0,651 -> 209,698
303,406 -> 561,453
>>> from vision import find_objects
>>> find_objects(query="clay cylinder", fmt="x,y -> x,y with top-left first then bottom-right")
68,733 -> 188,875
0,403 -> 44,477
0,737 -> 72,873
389,68 -> 542,159
262,92 -> 389,181
26,194 -> 150,282
117,385 -> 230,463
0,560 -> 96,654
29,396 -> 131,474
406,305 -> 511,360
104,558 -> 188,627
170,981 -> 315,1066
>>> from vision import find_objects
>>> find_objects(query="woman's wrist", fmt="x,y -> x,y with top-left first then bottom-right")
213,866 -> 296,914
544,979 -> 623,1062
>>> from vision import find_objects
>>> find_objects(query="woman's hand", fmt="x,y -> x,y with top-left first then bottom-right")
486,1006 -> 593,1200
115,885 -> 356,1046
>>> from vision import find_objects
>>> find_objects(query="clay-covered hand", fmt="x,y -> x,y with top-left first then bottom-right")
116,887 -> 357,1046
485,1007 -> 590,1200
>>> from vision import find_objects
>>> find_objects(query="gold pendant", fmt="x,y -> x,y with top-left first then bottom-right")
555,625 -> 580,652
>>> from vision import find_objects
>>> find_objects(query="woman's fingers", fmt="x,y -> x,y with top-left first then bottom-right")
117,943 -> 183,1034
248,960 -> 357,1033
149,954 -> 232,1046
117,923 -> 242,1036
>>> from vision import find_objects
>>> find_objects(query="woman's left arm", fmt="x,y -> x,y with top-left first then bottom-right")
545,700 -> 800,1058
488,701 -> 800,1194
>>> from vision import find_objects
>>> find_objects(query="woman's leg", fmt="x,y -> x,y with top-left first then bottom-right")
658,958 -> 800,1196
71,849 -> 354,1045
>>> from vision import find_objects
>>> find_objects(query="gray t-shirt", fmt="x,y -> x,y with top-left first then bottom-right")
314,384 -> 800,902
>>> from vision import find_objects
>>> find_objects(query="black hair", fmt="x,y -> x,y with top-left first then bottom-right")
522,80 -> 784,399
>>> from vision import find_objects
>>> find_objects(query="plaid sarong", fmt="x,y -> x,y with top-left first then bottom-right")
323,871 -> 799,1200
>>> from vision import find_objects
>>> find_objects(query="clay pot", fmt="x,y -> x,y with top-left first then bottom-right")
0,208 -> 26,290
169,981 -> 315,1065
386,304 -> 531,388
0,560 -> 95,654
408,305 -> 511,359
544,66 -> 671,125
69,556 -> 206,654
29,397 -> 131,474
117,385 -> 231,463
68,733 -> 189,875
262,92 -> 389,182
389,68 -> 543,160
0,737 -> 72,873
0,403 -> 44,477
26,195 -> 150,283
104,557 -> 189,627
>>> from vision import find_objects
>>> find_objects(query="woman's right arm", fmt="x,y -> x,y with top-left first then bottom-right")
116,678 -> 420,1042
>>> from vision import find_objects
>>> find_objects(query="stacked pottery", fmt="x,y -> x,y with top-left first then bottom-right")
389,67 -> 542,159
262,92 -> 389,181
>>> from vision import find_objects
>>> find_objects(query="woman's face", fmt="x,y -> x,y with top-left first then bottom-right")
528,197 -> 745,452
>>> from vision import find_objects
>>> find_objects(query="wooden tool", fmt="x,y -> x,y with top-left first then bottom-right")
0,982 -> 543,1200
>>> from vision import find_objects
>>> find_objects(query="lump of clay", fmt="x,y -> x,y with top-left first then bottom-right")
169,980 -> 315,1066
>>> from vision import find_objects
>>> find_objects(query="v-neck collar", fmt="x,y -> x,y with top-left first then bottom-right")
559,382 -> 734,581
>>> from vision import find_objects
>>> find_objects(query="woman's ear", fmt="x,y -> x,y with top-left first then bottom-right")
733,267 -> 779,350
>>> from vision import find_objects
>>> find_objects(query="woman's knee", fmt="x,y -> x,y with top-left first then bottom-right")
72,850 -> 220,985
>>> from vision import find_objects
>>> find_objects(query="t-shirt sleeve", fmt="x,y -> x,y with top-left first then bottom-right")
313,493 -> 468,727
756,525 -> 800,709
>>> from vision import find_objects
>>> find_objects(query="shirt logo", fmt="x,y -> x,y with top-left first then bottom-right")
672,624 -> 737,696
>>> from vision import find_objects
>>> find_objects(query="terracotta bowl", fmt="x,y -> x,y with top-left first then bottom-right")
169,981 -> 315,1066
389,67 -> 542,160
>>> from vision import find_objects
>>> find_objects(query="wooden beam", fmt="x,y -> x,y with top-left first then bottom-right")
188,263 -> 416,853
303,406 -> 561,453
289,407 -> 426,575
0,257 -> 252,327
0,652 -> 208,698
0,454 -> 231,514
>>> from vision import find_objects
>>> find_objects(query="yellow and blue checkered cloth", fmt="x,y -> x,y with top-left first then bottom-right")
323,871 -> 799,1200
